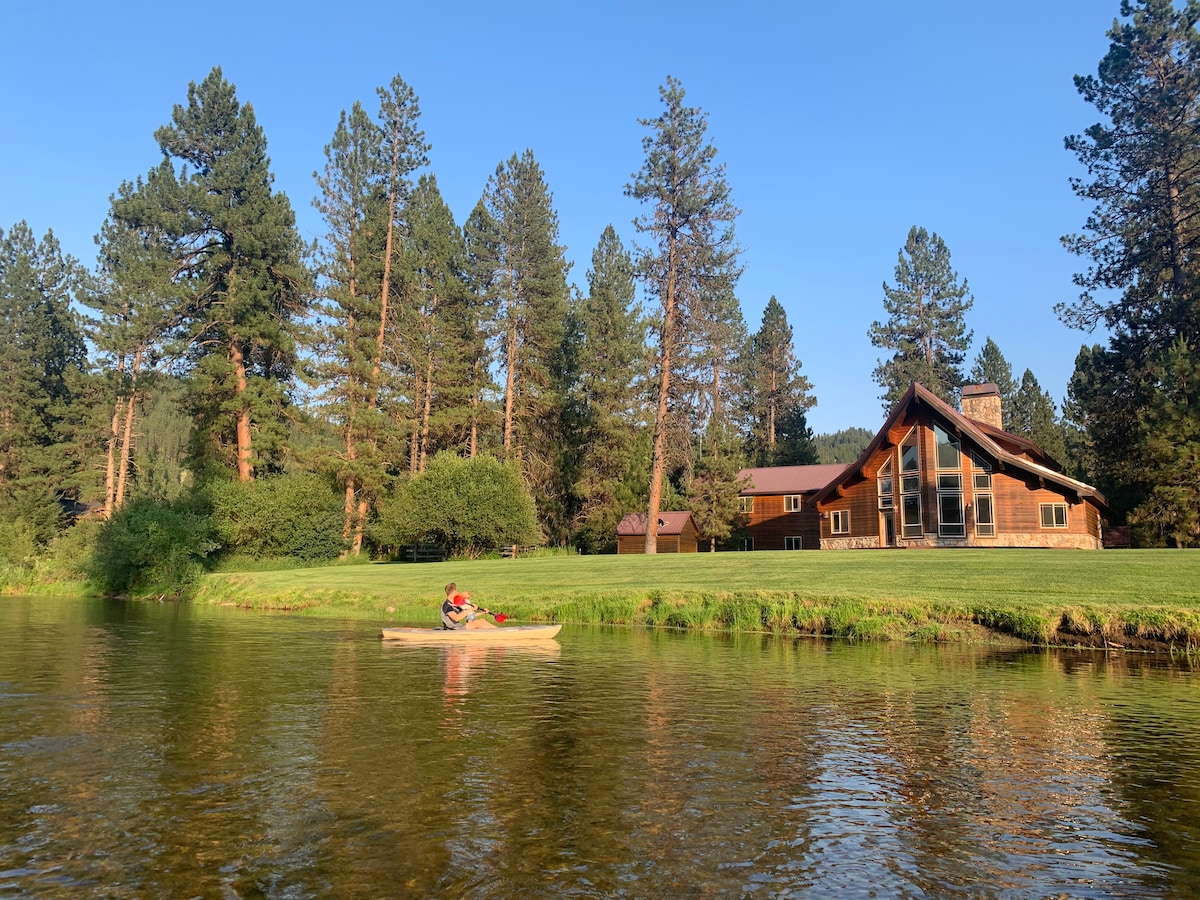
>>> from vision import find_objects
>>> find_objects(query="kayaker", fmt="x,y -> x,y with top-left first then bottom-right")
441,582 -> 496,630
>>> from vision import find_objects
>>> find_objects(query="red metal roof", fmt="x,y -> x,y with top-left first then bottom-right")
616,511 -> 697,536
736,464 -> 852,495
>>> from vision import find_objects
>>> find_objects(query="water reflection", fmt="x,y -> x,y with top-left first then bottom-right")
0,599 -> 1196,898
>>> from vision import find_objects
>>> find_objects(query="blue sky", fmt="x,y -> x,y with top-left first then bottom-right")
2,1 -> 1119,434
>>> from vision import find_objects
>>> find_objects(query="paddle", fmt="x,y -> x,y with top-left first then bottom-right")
453,596 -> 508,623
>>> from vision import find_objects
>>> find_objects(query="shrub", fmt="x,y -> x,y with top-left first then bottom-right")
90,493 -> 217,597
208,472 -> 346,562
375,453 -> 539,558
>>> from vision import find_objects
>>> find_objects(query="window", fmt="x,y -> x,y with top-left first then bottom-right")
975,493 -> 995,537
739,496 -> 754,513
877,458 -> 894,509
831,510 -> 850,534
1040,503 -> 1068,529
784,495 -> 802,512
900,430 -> 923,538
785,536 -> 803,550
938,493 -> 966,537
934,423 -> 961,470
741,536 -> 755,551
972,453 -> 992,490
937,473 -> 962,492
902,493 -> 922,538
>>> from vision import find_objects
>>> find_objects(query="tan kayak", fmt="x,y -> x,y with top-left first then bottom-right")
381,624 -> 562,643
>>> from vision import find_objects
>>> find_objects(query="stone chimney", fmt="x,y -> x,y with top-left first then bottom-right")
961,383 -> 1003,430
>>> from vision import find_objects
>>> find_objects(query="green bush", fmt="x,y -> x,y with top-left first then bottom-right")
208,472 -> 346,562
90,494 -> 218,597
374,452 -> 539,558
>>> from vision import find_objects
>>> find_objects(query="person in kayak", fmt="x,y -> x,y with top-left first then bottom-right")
441,582 -> 496,630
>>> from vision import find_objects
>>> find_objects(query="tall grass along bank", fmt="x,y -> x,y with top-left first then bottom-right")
190,549 -> 1200,652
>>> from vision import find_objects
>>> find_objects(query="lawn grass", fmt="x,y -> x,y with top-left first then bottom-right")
191,549 -> 1200,650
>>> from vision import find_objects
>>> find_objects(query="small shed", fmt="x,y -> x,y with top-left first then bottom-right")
615,511 -> 701,554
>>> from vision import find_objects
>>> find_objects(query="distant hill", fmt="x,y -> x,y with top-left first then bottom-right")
813,427 -> 873,464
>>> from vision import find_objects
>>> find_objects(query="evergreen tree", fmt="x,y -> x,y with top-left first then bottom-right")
310,99 -> 389,552
743,296 -> 814,465
813,427 -> 874,465
399,174 -> 476,469
869,225 -> 974,408
688,447 -> 751,552
772,406 -> 820,466
88,184 -> 190,517
473,150 -> 572,540
1061,0 -> 1200,354
1128,337 -> 1200,546
0,222 -> 87,542
1009,369 -> 1067,463
129,67 -> 310,482
309,76 -> 430,554
969,336 -> 1017,428
626,76 -> 741,553
1060,1 -> 1200,531
572,225 -> 647,553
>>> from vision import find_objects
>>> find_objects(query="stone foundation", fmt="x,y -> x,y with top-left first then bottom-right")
820,532 -> 1102,550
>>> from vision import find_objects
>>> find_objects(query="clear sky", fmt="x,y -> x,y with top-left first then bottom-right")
1,0 -> 1120,434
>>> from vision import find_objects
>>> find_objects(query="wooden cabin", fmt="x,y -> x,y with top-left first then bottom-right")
616,511 -> 701,554
736,464 -> 852,550
810,383 -> 1109,549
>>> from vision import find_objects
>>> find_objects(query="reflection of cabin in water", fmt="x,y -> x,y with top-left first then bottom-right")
616,511 -> 701,554
811,383 -> 1109,549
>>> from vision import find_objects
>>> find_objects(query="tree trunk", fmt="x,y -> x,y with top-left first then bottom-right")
230,340 -> 254,482
103,354 -> 127,519
645,250 -> 678,555
114,348 -> 144,510
503,307 -> 518,459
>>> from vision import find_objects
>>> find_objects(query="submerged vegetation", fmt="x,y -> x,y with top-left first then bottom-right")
188,549 -> 1200,652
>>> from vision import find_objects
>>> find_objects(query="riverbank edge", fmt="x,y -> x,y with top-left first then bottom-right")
185,579 -> 1200,656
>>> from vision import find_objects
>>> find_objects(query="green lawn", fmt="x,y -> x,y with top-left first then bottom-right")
194,549 -> 1200,649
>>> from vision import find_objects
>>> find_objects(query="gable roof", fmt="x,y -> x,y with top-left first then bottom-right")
737,463 -> 852,495
812,382 -> 1108,511
616,511 -> 698,536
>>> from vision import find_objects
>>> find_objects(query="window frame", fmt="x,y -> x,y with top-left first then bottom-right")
899,429 -> 923,539
831,510 -> 850,535
784,494 -> 802,513
1039,502 -> 1068,529
974,492 -> 995,537
784,535 -> 803,550
739,496 -> 754,514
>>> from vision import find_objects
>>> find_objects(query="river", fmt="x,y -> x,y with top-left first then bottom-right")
1,596 -> 1197,898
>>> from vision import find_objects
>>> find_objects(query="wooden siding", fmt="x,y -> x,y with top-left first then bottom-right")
616,525 -> 699,554
818,411 -> 1103,548
742,493 -> 821,550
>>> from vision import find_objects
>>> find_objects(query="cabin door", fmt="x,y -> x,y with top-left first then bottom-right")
882,510 -> 896,547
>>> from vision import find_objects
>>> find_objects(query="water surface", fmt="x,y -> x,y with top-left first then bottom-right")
1,597 -> 1197,897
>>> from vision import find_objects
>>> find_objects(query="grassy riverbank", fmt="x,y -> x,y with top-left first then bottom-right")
193,549 -> 1200,651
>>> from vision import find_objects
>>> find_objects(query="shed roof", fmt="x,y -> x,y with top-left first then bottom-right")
737,464 -> 852,495
616,511 -> 697,536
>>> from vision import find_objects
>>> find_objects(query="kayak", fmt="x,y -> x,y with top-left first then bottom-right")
380,624 -> 562,643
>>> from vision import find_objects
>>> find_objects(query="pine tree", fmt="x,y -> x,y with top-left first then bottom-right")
473,150 -> 572,539
869,226 -> 974,408
0,222 -> 87,541
398,174 -> 476,469
1128,337 -> 1200,546
744,296 -> 814,465
1060,1 -> 1200,531
572,225 -> 647,552
626,76 -> 741,553
1009,369 -> 1066,463
1061,0 -> 1200,353
132,67 -> 310,482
